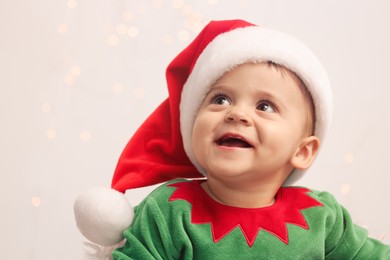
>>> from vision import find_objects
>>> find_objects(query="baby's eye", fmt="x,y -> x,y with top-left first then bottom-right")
256,101 -> 277,113
212,95 -> 231,106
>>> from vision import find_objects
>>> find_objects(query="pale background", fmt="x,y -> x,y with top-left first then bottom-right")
1,0 -> 390,259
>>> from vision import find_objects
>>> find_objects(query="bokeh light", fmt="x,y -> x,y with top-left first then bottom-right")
344,153 -> 354,164
70,65 -> 81,76
41,102 -> 52,113
122,10 -> 134,21
128,26 -> 139,38
133,87 -> 145,99
80,131 -> 92,142
57,23 -> 68,34
64,74 -> 75,85
116,24 -> 128,35
46,129 -> 57,140
67,0 -> 78,9
107,34 -> 120,47
182,4 -> 194,15
340,184 -> 351,194
112,83 -> 124,94
178,30 -> 190,42
31,197 -> 41,207
172,0 -> 184,9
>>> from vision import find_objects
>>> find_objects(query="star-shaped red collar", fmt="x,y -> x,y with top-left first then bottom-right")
169,180 -> 323,247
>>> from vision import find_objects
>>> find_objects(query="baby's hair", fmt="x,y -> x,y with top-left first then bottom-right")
265,61 -> 316,136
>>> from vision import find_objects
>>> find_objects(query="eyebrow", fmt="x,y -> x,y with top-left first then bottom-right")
202,85 -> 227,99
210,84 -> 279,99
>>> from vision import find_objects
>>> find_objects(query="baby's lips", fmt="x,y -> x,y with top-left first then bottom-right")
216,133 -> 253,148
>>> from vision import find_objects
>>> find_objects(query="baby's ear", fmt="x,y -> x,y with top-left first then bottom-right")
291,136 -> 320,170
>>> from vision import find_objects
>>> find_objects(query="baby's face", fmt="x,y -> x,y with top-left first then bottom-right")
191,62 -> 313,185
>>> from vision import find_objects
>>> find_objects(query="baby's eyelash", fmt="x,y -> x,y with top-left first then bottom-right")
257,98 -> 279,112
210,91 -> 229,103
261,98 -> 275,105
210,90 -> 226,98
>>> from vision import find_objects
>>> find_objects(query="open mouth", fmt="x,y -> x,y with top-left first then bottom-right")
216,134 -> 253,148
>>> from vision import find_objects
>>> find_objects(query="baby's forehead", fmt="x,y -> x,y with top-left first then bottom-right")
211,61 -> 308,92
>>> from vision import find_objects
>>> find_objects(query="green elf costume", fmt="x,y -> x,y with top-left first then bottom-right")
74,20 -> 390,259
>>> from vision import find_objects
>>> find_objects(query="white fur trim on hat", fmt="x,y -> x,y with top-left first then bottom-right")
180,26 -> 333,185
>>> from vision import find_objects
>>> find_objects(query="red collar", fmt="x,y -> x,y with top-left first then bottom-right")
169,180 -> 323,247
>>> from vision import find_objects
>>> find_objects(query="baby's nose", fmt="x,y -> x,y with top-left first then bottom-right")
225,108 -> 251,125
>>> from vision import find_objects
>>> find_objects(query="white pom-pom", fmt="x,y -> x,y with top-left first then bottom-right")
74,187 -> 134,246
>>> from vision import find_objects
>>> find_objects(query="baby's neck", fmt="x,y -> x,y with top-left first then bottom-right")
201,179 -> 279,208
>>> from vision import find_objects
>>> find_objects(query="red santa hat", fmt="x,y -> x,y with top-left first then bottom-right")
112,19 -> 332,191
74,19 -> 333,247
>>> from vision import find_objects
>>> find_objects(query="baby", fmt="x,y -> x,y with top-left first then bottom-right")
75,19 -> 390,259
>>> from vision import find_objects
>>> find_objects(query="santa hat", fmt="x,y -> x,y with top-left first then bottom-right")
74,19 -> 333,247
113,19 -> 332,190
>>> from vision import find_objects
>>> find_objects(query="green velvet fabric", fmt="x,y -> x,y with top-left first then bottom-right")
113,179 -> 390,259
